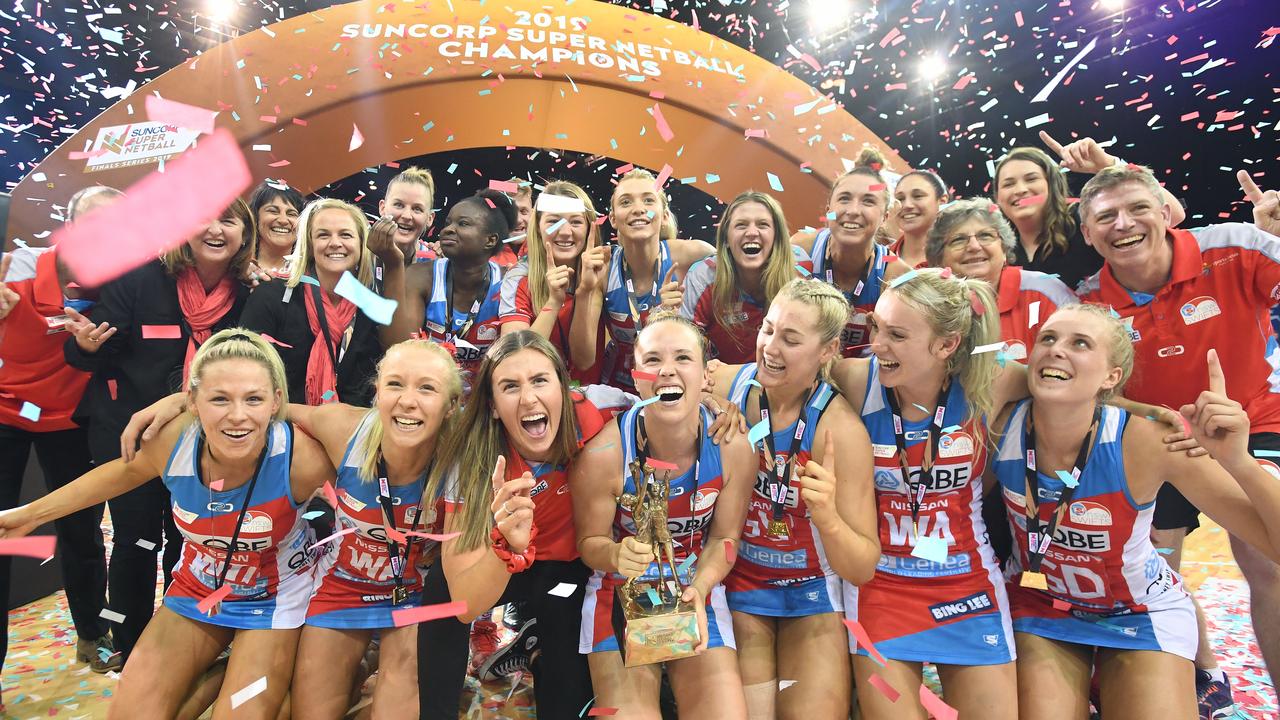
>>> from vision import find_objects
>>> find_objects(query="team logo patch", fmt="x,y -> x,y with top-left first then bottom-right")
872,443 -> 897,458
927,591 -> 994,622
1180,296 -> 1221,325
240,510 -> 273,534
424,320 -> 446,334
173,504 -> 199,524
1068,500 -> 1113,527
693,489 -> 719,511
874,470 -> 900,491
476,324 -> 498,341
937,432 -> 974,458
341,492 -> 366,512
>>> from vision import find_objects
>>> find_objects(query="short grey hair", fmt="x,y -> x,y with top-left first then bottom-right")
925,197 -> 1017,267
1078,164 -> 1165,222
66,186 -> 124,221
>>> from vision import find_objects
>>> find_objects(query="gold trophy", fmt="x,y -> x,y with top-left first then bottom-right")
611,458 -> 701,667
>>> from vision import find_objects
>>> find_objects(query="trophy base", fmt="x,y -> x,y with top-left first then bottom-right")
612,583 -> 701,667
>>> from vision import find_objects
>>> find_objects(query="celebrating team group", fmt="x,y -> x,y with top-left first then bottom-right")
1,128 -> 1279,720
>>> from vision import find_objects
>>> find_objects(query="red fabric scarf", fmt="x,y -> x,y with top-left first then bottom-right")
302,286 -> 357,404
175,268 -> 236,384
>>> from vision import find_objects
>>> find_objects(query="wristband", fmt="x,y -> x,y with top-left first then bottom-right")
490,524 -> 538,573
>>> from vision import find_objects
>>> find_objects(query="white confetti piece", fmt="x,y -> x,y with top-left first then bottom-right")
99,608 -> 126,623
135,538 -> 157,550
548,582 -> 577,597
230,676 -> 268,709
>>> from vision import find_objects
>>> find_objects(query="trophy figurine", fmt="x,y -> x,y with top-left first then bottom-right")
611,458 -> 701,667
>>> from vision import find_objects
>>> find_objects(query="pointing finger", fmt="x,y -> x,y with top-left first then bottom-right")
490,455 -> 507,495
1207,348 -> 1226,397
821,429 -> 836,474
1238,170 -> 1264,204
1038,130 -> 1065,157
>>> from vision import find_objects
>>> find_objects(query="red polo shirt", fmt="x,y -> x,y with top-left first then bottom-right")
997,265 -> 1077,361
0,250 -> 92,432
1076,224 -> 1280,433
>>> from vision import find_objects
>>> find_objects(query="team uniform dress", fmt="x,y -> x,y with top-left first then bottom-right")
498,262 -> 604,385
995,265 -> 1077,362
843,359 -> 1014,664
810,230 -> 890,358
992,401 -> 1196,659
600,242 -> 676,391
306,413 -> 440,629
1077,224 -> 1280,531
722,364 -> 842,615
679,250 -> 813,364
580,405 -> 736,653
162,420 -> 317,629
421,258 -> 504,393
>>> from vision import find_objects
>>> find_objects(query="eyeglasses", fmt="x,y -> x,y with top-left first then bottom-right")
944,231 -> 1002,251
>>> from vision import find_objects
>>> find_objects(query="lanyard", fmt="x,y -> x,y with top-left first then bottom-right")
444,261 -> 488,342
195,432 -> 271,591
620,245 -> 664,325
757,384 -> 818,535
1023,404 -> 1100,573
883,380 -> 951,531
376,457 -> 431,605
824,238 -> 874,303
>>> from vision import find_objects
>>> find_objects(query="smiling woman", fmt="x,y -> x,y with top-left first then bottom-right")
239,198 -> 384,407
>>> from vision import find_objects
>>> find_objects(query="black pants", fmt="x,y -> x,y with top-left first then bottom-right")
0,424 -> 108,666
417,557 -> 594,720
105,477 -> 181,661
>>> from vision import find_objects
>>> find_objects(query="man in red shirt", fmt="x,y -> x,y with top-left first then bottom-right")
0,244 -> 118,674
1076,164 -> 1280,715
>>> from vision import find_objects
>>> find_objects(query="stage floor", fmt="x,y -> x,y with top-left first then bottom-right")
2,519 -> 1274,719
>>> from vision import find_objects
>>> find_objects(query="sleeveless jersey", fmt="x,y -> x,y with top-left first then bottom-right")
993,401 -> 1188,613
810,230 -> 889,358
422,258 -> 504,393
162,420 -> 315,629
600,241 -> 675,390
725,364 -> 839,588
307,413 -> 439,623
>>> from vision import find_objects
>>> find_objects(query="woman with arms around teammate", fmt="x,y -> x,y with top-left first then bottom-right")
572,313 -> 757,718
829,269 -> 1026,719
702,278 -> 881,719
499,180 -> 610,384
240,198 -> 383,407
791,148 -> 912,357
378,189 -> 513,393
0,330 -> 332,719
573,168 -> 714,392
680,191 -> 809,364
990,303 -> 1280,718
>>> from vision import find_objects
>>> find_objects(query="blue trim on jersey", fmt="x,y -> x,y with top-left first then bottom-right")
422,258 -> 503,338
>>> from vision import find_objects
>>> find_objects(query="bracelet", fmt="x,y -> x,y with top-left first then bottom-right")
490,524 -> 538,573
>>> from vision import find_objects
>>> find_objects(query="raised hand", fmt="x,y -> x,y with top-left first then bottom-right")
796,430 -> 840,525
1180,349 -> 1250,463
367,216 -> 405,265
65,306 -> 116,353
1238,170 -> 1280,238
543,239 -> 574,308
0,255 -> 19,322
658,271 -> 684,310
489,457 -> 536,553
576,244 -> 611,294
1040,130 -> 1115,174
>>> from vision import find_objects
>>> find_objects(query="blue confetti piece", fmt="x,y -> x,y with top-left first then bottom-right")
1254,450 -> 1280,457
795,264 -> 812,277
335,271 -> 398,325
302,511 -> 326,520
19,402 -> 41,422
746,379 -> 762,388
1056,470 -> 1079,488
747,419 -> 770,447
544,218 -> 567,235
634,394 -> 662,408
767,172 -> 784,192
646,587 -> 662,607
677,552 -> 697,576
889,269 -> 918,288
910,535 -> 948,563
298,275 -> 320,286
322,390 -> 336,401
942,425 -> 962,434
1156,547 -> 1174,555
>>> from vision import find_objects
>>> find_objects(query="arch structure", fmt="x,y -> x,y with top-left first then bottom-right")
7,0 -> 907,245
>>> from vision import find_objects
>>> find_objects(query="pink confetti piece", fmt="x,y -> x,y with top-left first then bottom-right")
651,104 -> 675,142
868,673 -> 900,702
1052,599 -> 1072,611
349,123 -> 364,152
141,325 -> 182,339
68,149 -> 108,160
654,163 -> 674,188
391,600 -> 468,627
939,267 -> 954,279
196,583 -> 233,614
260,333 -> 293,349
404,531 -> 461,542
0,536 -> 56,560
919,684 -> 959,720
744,128 -> 768,138
884,253 -> 900,262
724,539 -> 736,564
631,370 -> 658,382
1016,195 -> 1047,207
969,291 -> 986,316
322,481 -> 339,508
647,458 -> 678,471
145,95 -> 216,135
107,379 -> 118,400
489,179 -> 519,193
209,478 -> 224,491
307,526 -> 357,551
587,709 -> 619,717
842,619 -> 887,665
50,128 -> 251,287
384,522 -> 408,545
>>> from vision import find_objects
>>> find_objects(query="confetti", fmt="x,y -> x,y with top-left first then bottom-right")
144,95 -> 216,135
747,419 -> 771,447
918,684 -> 959,720
586,709 -> 619,717
50,128 -> 251,287
391,600 -> 468,627
209,478 -> 225,491
135,538 -> 156,551
348,124 -> 364,152
99,608 -> 127,624
911,535 -> 948,563
404,531 -> 462,542
1056,470 -> 1079,489
548,582 -> 578,597
724,539 -> 736,564
229,676 -> 268,709
630,370 -> 658,382
308,527 -> 357,551
334,271 -> 397,325
651,104 -> 675,142
0,536 -> 56,560
18,402 -> 41,422
301,510 -> 327,520
261,333 -> 294,348
488,179 -> 519,193
536,194 -> 586,214
842,618 -> 886,665
867,672 -> 900,702
647,458 -> 679,471
971,342 -> 1006,355
141,325 -> 182,339
196,584 -> 233,614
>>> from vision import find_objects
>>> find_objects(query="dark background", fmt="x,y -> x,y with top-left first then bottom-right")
1,0 -> 1276,239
